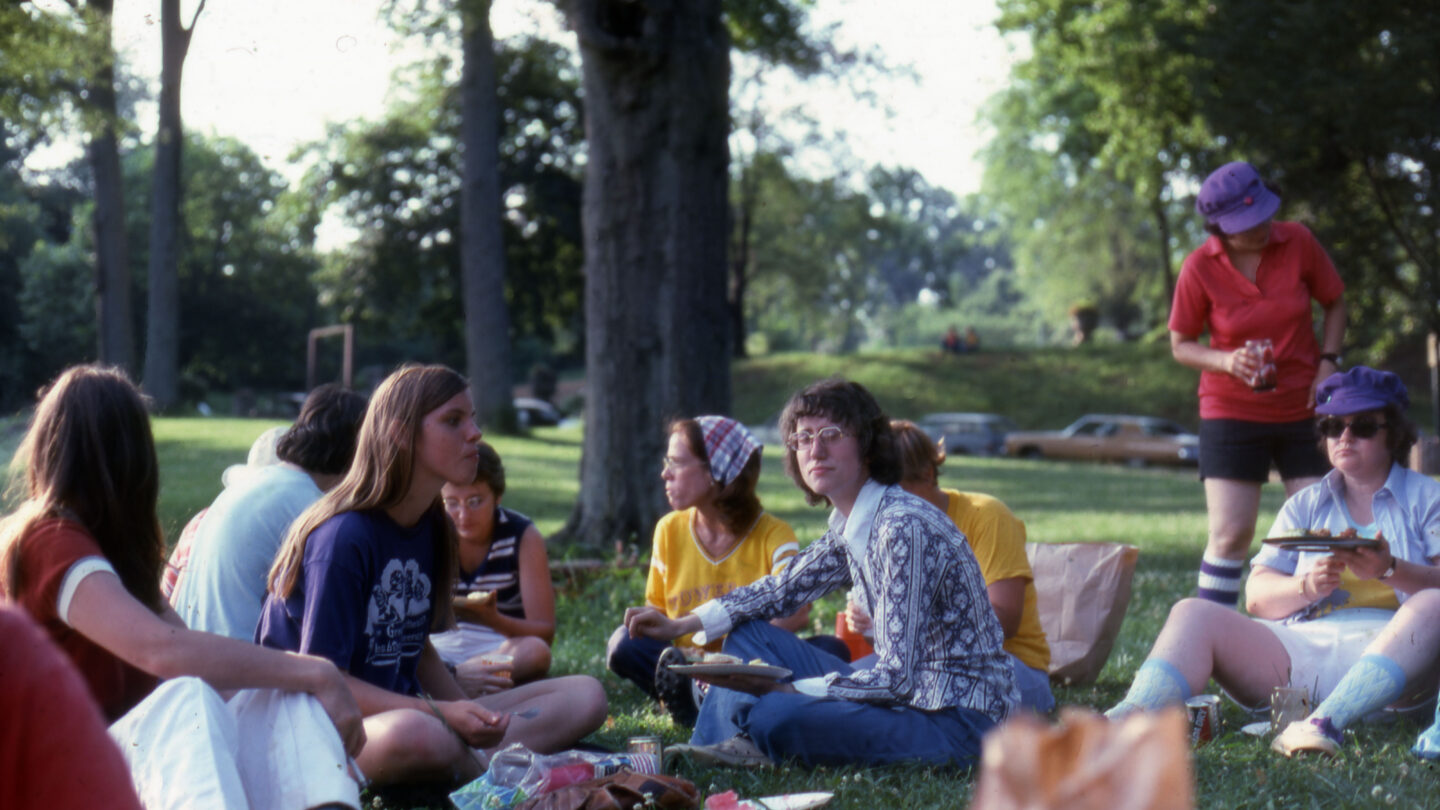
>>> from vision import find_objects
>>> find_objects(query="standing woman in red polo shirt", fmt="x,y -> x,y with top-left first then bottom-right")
1169,161 -> 1347,606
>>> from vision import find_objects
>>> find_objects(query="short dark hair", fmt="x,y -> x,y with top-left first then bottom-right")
472,441 -> 506,499
779,379 -> 900,506
275,384 -> 368,476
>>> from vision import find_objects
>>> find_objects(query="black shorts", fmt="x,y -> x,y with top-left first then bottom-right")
1198,418 -> 1331,482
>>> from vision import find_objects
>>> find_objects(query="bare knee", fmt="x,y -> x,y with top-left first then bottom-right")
358,710 -> 467,786
502,636 -> 552,681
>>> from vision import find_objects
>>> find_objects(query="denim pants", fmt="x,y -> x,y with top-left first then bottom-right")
690,621 -> 997,768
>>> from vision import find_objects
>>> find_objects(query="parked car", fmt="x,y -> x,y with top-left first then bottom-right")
514,397 -> 564,428
1004,414 -> 1200,466
745,413 -> 783,447
917,412 -> 1018,456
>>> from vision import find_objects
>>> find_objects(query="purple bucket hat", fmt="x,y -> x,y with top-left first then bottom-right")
1196,161 -> 1281,235
1314,366 -> 1409,416
695,416 -> 761,486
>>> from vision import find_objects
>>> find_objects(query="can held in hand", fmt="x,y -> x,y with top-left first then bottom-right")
1245,338 -> 1277,392
1270,686 -> 1311,734
1186,694 -> 1222,745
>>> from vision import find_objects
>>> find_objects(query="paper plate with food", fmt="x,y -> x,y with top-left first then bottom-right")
705,790 -> 833,810
1262,528 -> 1380,552
669,652 -> 792,680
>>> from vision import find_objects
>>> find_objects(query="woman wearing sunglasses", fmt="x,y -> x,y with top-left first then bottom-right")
625,381 -> 1016,768
1107,367 -> 1440,757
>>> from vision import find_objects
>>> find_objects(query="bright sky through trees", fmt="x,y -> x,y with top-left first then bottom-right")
96,0 -> 1021,196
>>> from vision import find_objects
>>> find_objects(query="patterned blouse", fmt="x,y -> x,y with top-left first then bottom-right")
697,481 -> 1017,721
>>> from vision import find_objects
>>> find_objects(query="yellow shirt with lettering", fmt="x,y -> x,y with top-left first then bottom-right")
645,510 -> 798,650
943,489 -> 1051,672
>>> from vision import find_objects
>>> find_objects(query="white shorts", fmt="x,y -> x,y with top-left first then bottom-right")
1238,609 -> 1395,711
430,622 -> 508,666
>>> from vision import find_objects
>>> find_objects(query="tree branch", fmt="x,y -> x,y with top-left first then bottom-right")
185,0 -> 207,33
1361,154 -> 1436,282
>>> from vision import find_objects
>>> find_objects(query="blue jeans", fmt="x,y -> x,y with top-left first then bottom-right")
606,625 -> 669,699
691,621 -> 997,768
1010,653 -> 1055,714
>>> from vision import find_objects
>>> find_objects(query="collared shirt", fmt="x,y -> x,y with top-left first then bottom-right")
1168,221 -> 1344,422
694,480 -> 1017,720
1253,462 -> 1440,621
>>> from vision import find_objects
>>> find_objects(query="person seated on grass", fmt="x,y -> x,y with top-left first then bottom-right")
0,604 -> 143,810
171,384 -> 368,639
431,441 -> 556,696
161,424 -> 287,602
624,381 -> 1016,768
1106,367 -> 1440,758
839,419 -> 1053,713
259,364 -> 608,789
606,416 -> 848,727
2,364 -> 366,809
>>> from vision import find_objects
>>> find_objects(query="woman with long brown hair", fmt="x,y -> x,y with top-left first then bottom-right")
259,364 -> 606,788
2,364 -> 364,809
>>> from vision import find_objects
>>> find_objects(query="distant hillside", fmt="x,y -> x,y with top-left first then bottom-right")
733,343 -> 1428,432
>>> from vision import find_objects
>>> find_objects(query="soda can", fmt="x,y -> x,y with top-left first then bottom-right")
1245,339 -> 1277,392
627,734 -> 664,763
1185,694 -> 1222,745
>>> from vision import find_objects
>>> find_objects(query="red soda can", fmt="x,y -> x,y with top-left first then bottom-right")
1185,695 -> 1222,745
1245,339 -> 1276,392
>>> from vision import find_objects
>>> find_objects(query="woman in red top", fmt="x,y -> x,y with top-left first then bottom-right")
1169,161 -> 1347,606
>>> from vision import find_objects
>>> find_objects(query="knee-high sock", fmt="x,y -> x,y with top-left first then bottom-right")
1195,553 -> 1244,606
1106,659 -> 1191,718
1311,653 -> 1405,730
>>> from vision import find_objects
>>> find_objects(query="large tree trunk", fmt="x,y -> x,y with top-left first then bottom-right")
728,160 -> 757,359
458,0 -> 514,429
562,0 -> 733,551
143,0 -> 202,409
88,0 -> 133,373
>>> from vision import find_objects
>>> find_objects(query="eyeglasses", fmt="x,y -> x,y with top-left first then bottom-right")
662,456 -> 706,474
785,426 -> 848,453
1317,415 -> 1388,439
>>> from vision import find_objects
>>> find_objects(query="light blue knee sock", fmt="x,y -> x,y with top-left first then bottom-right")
1106,659 -> 1191,718
1311,653 -> 1405,730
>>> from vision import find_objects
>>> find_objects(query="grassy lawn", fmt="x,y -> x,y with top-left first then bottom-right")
5,345 -> 1438,808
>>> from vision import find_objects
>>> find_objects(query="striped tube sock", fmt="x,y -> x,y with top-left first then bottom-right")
1311,654 -> 1406,731
1106,658 -> 1192,718
1196,553 -> 1244,605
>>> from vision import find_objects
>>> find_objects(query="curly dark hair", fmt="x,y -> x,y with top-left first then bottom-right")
471,441 -> 507,499
276,383 -> 368,476
671,419 -> 763,535
778,379 -> 900,506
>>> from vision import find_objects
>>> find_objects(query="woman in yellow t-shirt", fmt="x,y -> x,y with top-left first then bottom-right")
844,420 -> 1054,713
606,416 -> 846,726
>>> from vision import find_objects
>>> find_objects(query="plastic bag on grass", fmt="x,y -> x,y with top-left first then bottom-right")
969,707 -> 1194,810
450,745 -> 662,810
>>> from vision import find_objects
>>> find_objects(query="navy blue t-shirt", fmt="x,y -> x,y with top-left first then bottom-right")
257,509 -> 440,696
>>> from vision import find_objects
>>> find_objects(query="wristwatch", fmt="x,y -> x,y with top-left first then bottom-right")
1379,557 -> 1398,581
1319,352 -> 1343,367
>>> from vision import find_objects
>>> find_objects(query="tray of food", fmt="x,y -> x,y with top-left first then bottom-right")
669,652 -> 791,680
1262,528 -> 1380,552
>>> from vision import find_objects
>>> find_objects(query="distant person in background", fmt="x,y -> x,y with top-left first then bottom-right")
607,416 -> 845,727
1170,161 -> 1346,606
964,326 -> 980,352
842,420 -> 1052,712
942,325 -> 963,354
432,442 -> 557,696
171,384 -> 368,639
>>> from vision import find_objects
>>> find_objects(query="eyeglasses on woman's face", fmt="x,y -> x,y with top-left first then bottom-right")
661,455 -> 706,474
1317,415 -> 1388,440
786,425 -> 848,453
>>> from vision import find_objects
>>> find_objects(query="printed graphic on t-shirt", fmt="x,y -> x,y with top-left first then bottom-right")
365,559 -> 432,666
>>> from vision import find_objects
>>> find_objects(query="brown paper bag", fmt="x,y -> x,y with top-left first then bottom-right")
1026,542 -> 1140,685
970,707 -> 1194,810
